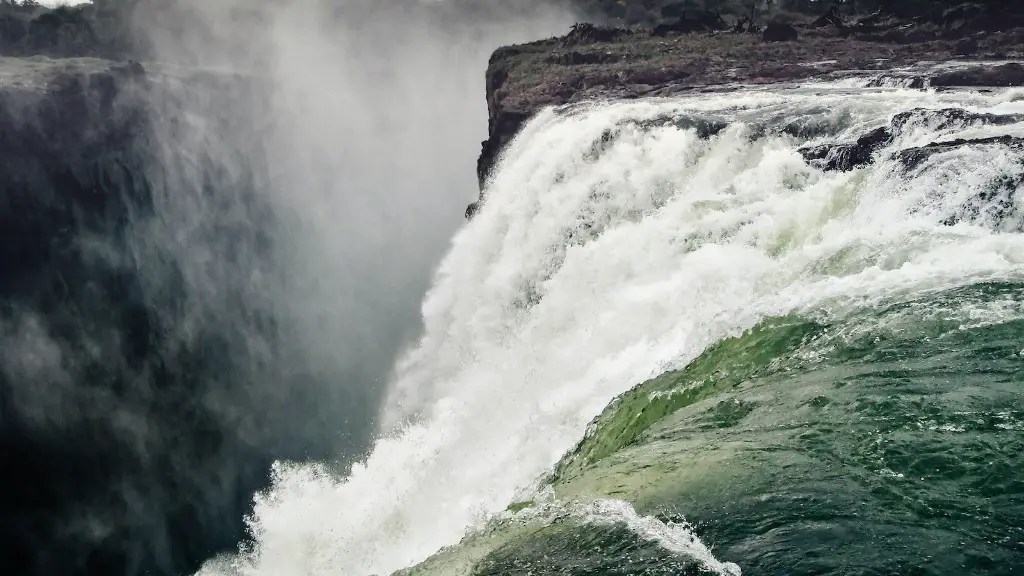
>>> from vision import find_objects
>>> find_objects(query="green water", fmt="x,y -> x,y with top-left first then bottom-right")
407,282 -> 1024,575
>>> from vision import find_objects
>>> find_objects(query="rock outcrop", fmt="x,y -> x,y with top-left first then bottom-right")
800,107 -> 1024,173
800,127 -> 893,173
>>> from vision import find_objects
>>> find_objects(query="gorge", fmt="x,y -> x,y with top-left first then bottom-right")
2,1 -> 1023,575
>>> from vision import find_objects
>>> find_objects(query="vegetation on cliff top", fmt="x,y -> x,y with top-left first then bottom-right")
575,0 -> 1024,27
0,0 -> 139,57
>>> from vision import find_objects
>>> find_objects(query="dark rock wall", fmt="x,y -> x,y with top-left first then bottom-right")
0,61 -> 337,576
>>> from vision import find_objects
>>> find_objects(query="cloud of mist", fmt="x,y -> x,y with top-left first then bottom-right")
129,0 -> 578,451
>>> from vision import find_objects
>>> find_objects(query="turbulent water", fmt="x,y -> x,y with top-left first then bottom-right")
199,78 -> 1024,575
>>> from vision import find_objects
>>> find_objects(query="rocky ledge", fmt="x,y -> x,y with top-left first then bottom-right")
471,3 -> 1024,216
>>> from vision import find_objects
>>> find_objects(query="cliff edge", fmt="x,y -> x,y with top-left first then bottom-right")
472,2 -> 1024,215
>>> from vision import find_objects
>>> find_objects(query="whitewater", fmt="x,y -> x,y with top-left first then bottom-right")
197,79 -> 1024,575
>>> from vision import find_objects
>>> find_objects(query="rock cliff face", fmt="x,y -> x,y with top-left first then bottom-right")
473,6 -> 1024,209
0,58 -> 148,286
0,58 -> 317,576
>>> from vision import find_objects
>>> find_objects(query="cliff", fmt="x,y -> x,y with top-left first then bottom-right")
0,57 -> 306,576
472,3 -> 1024,213
0,57 -> 148,281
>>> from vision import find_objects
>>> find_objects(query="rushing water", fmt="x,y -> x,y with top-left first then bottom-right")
198,79 -> 1024,575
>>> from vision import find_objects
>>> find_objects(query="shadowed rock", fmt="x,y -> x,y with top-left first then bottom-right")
762,22 -> 798,42
477,110 -> 531,190
800,127 -> 892,172
652,10 -> 727,37
931,63 -> 1024,87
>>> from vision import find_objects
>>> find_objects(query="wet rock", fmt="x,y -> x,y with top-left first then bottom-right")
866,73 -> 929,89
801,107 -> 1024,173
800,127 -> 892,172
940,1 -> 1024,35
890,107 -> 1024,133
477,110 -> 531,190
465,201 -> 480,220
870,25 -> 940,44
897,135 -> 1024,170
931,63 -> 1024,87
474,0 -> 1024,206
762,22 -> 798,42
854,10 -> 885,28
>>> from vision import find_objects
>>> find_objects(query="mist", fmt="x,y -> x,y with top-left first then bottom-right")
1,1 -> 576,575
130,0 -> 578,567
128,0 -> 578,453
